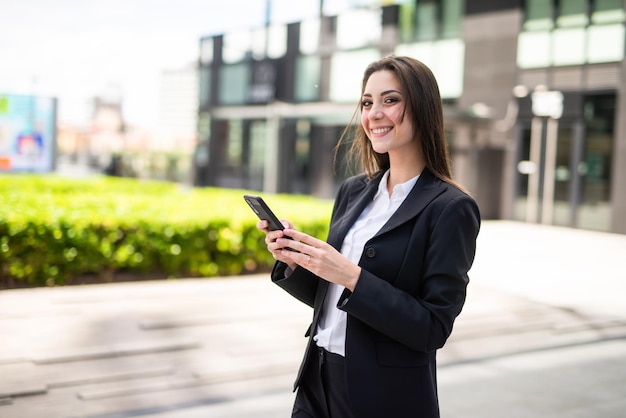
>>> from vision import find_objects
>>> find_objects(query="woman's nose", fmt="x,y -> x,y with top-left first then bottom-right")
369,105 -> 383,120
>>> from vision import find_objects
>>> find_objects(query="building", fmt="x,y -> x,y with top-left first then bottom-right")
195,0 -> 626,234
156,64 -> 199,155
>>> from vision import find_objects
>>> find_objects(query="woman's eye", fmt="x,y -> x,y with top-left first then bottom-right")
361,100 -> 372,107
384,97 -> 399,104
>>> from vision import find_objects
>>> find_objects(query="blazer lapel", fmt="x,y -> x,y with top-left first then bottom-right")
327,172 -> 382,250
316,173 -> 381,312
375,169 -> 446,237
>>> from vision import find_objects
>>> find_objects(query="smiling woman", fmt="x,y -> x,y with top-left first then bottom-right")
255,55 -> 480,418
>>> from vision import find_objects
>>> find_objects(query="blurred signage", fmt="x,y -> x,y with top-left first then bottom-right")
0,94 -> 56,172
532,90 -> 563,119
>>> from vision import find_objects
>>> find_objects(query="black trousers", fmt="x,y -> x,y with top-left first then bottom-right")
291,347 -> 355,418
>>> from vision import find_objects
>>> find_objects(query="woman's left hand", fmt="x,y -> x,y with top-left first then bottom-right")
276,229 -> 361,291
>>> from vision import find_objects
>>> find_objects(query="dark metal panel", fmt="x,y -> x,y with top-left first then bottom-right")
465,0 -> 522,15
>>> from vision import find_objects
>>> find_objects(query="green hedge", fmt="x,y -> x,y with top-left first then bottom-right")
0,174 -> 333,288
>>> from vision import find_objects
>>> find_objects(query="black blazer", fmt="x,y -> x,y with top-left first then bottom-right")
271,168 -> 481,418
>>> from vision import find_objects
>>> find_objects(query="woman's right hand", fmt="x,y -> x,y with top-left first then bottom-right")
256,219 -> 297,270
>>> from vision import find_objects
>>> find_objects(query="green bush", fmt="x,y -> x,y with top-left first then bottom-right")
0,174 -> 333,288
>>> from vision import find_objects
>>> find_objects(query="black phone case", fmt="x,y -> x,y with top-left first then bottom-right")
243,195 -> 284,231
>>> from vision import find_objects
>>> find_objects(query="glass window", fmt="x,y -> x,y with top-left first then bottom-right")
517,31 -> 551,68
524,0 -> 553,31
251,27 -> 267,60
250,121 -> 267,169
227,119 -> 243,167
557,0 -> 588,27
200,37 -> 213,65
399,0 -> 463,42
295,55 -> 321,102
197,112 -> 211,142
398,1 -> 417,43
592,0 -> 626,24
578,95 -> 615,231
329,49 -> 380,102
218,64 -> 249,105
251,24 -> 287,60
514,126 -> 533,223
416,1 -> 438,41
223,30 -> 251,64
336,9 -> 382,50
199,67 -> 211,108
552,127 -> 575,227
395,39 -> 464,99
441,0 -> 463,38
300,18 -> 321,54
587,24 -> 625,63
552,28 -> 586,66
395,42 -> 435,68
433,39 -> 464,98
267,24 -> 288,58
519,0 -> 626,67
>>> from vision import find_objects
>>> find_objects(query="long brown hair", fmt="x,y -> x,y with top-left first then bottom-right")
336,55 -> 464,191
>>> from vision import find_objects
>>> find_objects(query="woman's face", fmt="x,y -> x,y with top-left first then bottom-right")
360,70 -> 415,158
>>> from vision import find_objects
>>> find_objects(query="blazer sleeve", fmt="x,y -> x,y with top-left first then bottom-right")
338,192 -> 480,352
268,178 -> 354,308
271,262 -> 319,308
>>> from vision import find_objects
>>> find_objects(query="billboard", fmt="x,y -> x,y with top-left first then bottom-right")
0,94 -> 57,172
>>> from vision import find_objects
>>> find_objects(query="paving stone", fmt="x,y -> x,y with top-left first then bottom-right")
32,339 -> 201,364
0,221 -> 625,418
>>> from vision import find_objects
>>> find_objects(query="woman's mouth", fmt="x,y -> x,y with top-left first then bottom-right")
371,127 -> 392,135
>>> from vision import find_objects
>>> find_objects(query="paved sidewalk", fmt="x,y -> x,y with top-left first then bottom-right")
0,221 -> 625,417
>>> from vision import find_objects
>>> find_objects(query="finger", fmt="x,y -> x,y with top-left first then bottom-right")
257,220 -> 269,232
268,229 -> 286,243
266,232 -> 282,248
282,229 -> 323,247
276,237 -> 306,253
281,249 -> 312,267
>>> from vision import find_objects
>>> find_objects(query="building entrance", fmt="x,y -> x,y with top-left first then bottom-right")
514,94 -> 615,231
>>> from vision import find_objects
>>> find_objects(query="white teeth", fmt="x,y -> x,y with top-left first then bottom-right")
372,127 -> 391,134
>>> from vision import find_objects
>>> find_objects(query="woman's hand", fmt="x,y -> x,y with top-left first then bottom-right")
277,229 -> 361,291
256,219 -> 297,270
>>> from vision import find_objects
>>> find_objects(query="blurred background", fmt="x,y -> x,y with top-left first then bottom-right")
1,0 -> 625,235
2,3 -> 626,416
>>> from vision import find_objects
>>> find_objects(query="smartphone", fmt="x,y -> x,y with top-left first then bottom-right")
243,194 -> 285,231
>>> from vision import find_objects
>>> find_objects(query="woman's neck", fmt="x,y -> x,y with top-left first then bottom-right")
387,153 -> 425,193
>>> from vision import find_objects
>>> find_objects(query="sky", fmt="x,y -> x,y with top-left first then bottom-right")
0,0 -> 329,128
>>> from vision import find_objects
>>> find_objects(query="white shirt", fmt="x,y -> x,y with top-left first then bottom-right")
313,170 -> 420,356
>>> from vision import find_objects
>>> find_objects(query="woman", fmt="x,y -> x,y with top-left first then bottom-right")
257,55 -> 480,418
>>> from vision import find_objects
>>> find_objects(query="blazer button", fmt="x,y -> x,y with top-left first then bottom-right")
365,247 -> 376,258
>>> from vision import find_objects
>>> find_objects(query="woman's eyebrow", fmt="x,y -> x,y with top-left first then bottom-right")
362,89 -> 401,97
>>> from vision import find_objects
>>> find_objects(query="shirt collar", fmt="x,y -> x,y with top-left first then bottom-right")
375,169 -> 420,200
